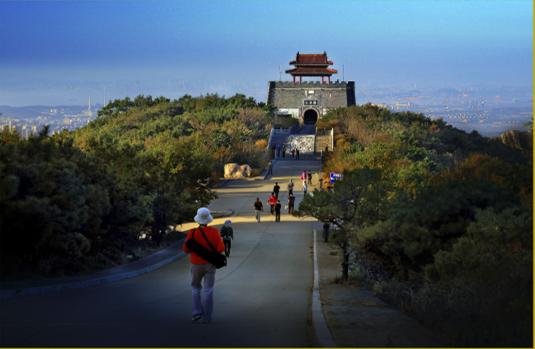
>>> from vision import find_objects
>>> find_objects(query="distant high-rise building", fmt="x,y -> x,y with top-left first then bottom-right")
86,96 -> 93,117
8,119 -> 15,133
21,125 -> 28,139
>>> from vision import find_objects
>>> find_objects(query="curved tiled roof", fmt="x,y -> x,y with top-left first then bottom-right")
285,67 -> 338,76
290,52 -> 334,66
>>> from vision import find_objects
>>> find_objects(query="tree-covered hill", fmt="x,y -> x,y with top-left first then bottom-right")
0,94 -> 270,277
298,104 -> 532,346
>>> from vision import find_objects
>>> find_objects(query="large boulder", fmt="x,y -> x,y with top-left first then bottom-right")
239,164 -> 252,177
224,163 -> 239,178
224,163 -> 252,179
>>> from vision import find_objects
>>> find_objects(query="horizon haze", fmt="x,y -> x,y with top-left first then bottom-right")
0,0 -> 532,106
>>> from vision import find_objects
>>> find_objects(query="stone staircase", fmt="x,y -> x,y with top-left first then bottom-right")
268,126 -> 334,156
295,124 -> 316,135
268,125 -> 315,154
268,131 -> 291,149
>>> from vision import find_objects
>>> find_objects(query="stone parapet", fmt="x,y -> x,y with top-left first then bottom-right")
270,81 -> 353,88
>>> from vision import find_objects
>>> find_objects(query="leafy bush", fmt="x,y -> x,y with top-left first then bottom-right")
299,104 -> 532,346
0,94 -> 271,277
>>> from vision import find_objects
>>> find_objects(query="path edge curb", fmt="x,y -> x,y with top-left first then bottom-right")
0,250 -> 186,301
1,210 -> 235,301
312,228 -> 337,347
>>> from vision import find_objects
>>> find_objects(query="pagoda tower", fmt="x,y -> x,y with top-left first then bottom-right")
266,51 -> 356,154
285,51 -> 338,84
267,51 -> 355,127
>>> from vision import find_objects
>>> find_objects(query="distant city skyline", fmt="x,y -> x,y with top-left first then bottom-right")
0,0 -> 532,106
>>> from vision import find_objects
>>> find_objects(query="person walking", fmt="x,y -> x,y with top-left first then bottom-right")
275,199 -> 282,222
273,182 -> 280,198
291,148 -> 295,159
300,170 -> 307,186
307,171 -> 312,185
296,148 -> 300,160
220,220 -> 234,257
322,222 -> 330,242
303,181 -> 308,195
183,207 -> 225,324
319,176 -> 324,190
267,161 -> 273,176
254,197 -> 263,223
268,193 -> 277,215
288,193 -> 295,214
287,179 -> 294,195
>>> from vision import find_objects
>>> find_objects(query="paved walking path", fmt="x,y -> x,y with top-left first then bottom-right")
315,232 -> 449,347
1,158 -> 447,347
0,159 -> 321,347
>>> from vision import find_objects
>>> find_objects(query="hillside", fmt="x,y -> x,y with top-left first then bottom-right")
0,94 -> 270,277
299,104 -> 532,346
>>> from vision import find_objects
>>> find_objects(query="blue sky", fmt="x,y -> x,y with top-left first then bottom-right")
0,0 -> 532,105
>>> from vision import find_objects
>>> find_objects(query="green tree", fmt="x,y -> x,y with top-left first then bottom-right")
297,169 -> 385,280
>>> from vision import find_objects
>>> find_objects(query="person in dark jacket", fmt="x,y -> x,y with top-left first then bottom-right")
274,200 -> 282,222
287,179 -> 294,195
273,182 -> 280,197
254,197 -> 263,223
220,220 -> 234,257
288,193 -> 295,214
322,222 -> 330,242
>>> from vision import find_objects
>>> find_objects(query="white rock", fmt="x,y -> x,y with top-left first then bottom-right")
224,163 -> 252,178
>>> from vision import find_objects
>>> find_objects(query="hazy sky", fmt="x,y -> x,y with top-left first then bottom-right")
0,0 -> 532,106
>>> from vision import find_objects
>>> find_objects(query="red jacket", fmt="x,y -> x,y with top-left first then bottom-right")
268,195 -> 277,206
183,226 -> 225,265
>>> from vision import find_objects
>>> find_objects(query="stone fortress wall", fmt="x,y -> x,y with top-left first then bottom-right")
267,81 -> 356,120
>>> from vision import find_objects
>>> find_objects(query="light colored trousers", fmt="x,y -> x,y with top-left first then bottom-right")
191,264 -> 216,321
255,210 -> 262,222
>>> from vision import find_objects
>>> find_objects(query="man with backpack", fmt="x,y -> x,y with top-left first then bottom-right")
219,220 -> 234,258
183,207 -> 225,324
